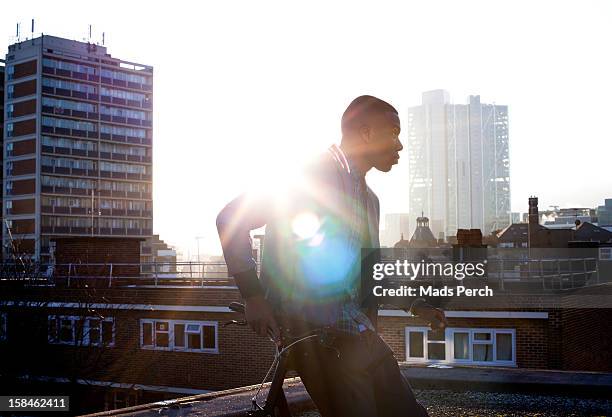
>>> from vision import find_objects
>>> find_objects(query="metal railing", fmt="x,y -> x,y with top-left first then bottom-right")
0,261 -> 233,288
485,257 -> 600,290
0,257 -> 606,290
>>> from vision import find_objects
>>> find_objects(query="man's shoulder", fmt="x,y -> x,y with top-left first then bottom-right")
302,149 -> 344,184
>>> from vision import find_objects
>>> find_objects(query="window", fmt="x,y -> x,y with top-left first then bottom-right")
600,247 -> 612,260
42,175 -> 95,190
42,136 -> 97,152
43,97 -> 96,113
101,161 -> 148,175
42,117 -> 97,132
101,68 -> 148,84
405,327 -> 515,366
0,312 -> 7,341
472,331 -> 493,362
99,143 -> 148,157
140,319 -> 218,353
100,106 -> 150,121
42,156 -> 96,170
100,124 -> 146,138
43,58 -> 96,75
100,87 -> 147,103
42,196 -> 92,209
99,180 -> 151,194
48,315 -> 115,347
42,216 -> 92,228
42,77 -> 97,94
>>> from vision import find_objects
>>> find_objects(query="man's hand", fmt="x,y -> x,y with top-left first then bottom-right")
412,302 -> 448,331
245,295 -> 281,346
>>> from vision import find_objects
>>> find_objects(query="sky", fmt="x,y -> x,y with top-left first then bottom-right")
2,0 -> 611,258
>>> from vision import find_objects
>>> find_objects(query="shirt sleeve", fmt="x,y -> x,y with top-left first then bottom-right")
216,191 -> 269,277
216,153 -> 340,283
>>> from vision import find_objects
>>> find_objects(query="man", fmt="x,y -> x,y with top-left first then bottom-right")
217,96 -> 446,417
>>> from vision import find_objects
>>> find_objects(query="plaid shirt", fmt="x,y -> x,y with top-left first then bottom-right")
218,144 -> 379,335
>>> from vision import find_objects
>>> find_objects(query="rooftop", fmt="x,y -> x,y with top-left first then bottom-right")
82,365 -> 612,417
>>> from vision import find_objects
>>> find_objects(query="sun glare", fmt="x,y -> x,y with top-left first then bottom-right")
292,212 -> 321,240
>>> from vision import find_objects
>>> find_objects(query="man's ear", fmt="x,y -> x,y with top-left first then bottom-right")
358,125 -> 371,143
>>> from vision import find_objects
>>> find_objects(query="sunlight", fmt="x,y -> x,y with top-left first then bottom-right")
292,212 -> 321,240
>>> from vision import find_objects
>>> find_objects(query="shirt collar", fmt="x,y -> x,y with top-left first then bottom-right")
329,144 -> 365,181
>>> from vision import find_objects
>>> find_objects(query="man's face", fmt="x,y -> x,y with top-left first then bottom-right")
362,111 -> 403,172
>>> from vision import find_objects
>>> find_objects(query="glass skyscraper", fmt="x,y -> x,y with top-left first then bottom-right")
407,90 -> 510,238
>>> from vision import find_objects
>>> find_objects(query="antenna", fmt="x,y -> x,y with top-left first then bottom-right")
89,24 -> 92,40
16,22 -> 20,40
102,32 -> 105,45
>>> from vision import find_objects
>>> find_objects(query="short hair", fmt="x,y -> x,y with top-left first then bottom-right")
341,95 -> 398,136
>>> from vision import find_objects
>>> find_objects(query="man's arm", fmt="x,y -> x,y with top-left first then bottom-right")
410,298 -> 448,330
216,192 -> 266,287
216,192 -> 280,345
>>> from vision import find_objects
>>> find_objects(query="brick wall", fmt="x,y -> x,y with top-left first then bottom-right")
9,198 -> 35,215
12,159 -> 36,176
11,179 -> 35,195
7,238 -> 35,254
1,284 -> 610,407
378,315 -> 552,369
560,284 -> 612,371
54,238 -> 142,278
0,306 -> 274,392
13,79 -> 37,98
561,308 -> 612,371
12,139 -> 36,156
11,119 -> 36,137
13,60 -> 37,79
12,219 -> 35,235
12,99 -> 36,117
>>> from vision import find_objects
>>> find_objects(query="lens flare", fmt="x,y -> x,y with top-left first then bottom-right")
292,212 -> 320,240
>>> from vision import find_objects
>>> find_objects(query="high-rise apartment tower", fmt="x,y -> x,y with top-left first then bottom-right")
3,35 -> 153,260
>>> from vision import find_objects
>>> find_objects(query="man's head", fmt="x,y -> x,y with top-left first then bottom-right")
340,95 -> 403,174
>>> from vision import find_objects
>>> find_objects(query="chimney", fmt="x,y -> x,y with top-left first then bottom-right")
456,229 -> 483,247
528,196 -> 539,248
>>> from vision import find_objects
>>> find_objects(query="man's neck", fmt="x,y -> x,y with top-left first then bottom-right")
339,142 -> 370,179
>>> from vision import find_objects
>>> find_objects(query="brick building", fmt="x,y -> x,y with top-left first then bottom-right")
0,284 -> 275,413
140,234 -> 177,274
1,60 -> 5,245
3,35 -> 153,261
1,272 -> 611,414
0,202 -> 610,414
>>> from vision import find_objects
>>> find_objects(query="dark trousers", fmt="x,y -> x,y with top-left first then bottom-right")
289,329 -> 429,417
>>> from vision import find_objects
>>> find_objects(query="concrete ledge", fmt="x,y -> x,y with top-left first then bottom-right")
401,364 -> 612,397
80,377 -> 315,417
81,367 -> 612,416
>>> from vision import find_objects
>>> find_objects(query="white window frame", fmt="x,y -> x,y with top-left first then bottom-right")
139,319 -> 218,354
48,315 -> 115,347
405,326 -> 516,366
